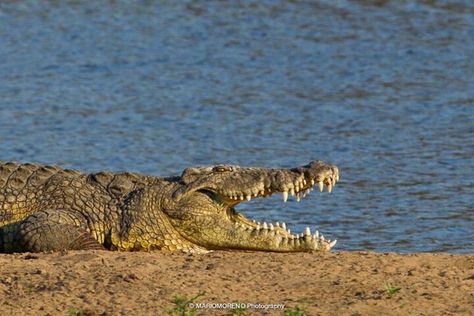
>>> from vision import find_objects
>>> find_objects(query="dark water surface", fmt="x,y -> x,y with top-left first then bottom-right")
0,0 -> 473,253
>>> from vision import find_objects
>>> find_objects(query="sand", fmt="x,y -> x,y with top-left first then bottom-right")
0,250 -> 472,315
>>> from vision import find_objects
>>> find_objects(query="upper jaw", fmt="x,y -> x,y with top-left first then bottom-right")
173,160 -> 338,202
215,160 -> 339,204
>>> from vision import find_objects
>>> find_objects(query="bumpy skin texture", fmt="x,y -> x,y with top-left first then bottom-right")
0,161 -> 339,253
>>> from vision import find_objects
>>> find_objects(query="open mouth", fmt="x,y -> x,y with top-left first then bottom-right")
213,167 -> 340,251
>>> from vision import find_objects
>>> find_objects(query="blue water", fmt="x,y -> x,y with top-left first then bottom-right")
0,0 -> 473,253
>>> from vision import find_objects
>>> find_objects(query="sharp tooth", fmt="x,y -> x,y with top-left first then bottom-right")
256,224 -> 261,230
329,240 -> 337,249
252,219 -> 256,223
263,222 -> 268,229
282,222 -> 287,230
299,233 -> 304,238
336,174 -> 339,182
318,181 -> 324,192
275,222 -> 280,227
311,179 -> 315,186
287,229 -> 291,234
314,230 -> 319,239
257,222 -> 261,225
253,193 -> 258,197
321,234 -> 325,242
304,227 -> 311,236
259,190 -> 265,195
303,179 -> 307,186
269,223 -> 274,230
296,193 -> 300,202
240,195 -> 244,200
289,188 -> 295,196
246,194 -> 252,201
327,183 -> 333,193
282,191 -> 288,202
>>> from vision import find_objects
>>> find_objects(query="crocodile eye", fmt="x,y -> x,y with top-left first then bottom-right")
213,166 -> 230,173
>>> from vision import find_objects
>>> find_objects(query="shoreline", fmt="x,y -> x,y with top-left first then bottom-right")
1,250 -> 473,315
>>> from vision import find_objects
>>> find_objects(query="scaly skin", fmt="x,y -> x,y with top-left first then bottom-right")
0,160 -> 339,253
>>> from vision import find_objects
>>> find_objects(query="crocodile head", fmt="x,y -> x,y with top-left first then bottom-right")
163,160 -> 339,252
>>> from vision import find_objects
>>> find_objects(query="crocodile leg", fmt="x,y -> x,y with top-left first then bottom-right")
0,210 -> 104,253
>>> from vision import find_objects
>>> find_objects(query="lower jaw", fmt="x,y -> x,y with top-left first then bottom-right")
219,228 -> 336,252
232,216 -> 337,252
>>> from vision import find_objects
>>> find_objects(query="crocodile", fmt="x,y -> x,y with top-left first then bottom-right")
0,160 -> 339,253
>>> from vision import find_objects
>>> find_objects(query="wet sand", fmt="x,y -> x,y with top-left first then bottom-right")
0,251 -> 472,315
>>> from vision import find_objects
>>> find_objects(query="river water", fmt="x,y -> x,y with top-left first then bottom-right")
0,0 -> 473,253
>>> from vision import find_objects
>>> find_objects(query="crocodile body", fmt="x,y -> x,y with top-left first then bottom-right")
0,160 -> 339,253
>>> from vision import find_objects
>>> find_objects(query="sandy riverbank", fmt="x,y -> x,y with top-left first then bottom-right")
0,251 -> 472,315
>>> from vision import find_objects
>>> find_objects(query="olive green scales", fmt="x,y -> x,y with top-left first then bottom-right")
0,160 -> 339,253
